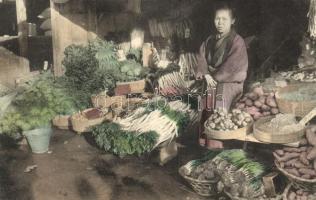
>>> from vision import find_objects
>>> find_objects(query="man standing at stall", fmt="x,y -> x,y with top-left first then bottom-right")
195,1 -> 249,149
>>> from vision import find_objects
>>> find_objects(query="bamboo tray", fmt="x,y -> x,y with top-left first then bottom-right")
204,120 -> 253,140
275,83 -> 316,117
253,116 -> 305,144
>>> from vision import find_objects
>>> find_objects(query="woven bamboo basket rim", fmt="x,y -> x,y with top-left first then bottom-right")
275,160 -> 316,183
253,116 -> 305,144
204,120 -> 253,140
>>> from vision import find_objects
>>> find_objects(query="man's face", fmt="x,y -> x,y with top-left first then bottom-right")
214,9 -> 235,35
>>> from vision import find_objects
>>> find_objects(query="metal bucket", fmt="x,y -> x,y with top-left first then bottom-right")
24,126 -> 52,154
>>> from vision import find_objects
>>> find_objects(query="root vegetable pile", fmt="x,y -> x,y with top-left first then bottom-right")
235,86 -> 279,120
206,108 -> 252,131
287,187 -> 316,200
274,126 -> 316,180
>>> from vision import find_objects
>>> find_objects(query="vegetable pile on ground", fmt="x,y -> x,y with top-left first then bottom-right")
235,86 -> 279,120
0,73 -> 79,136
92,99 -> 193,157
274,126 -> 316,180
205,108 -> 252,131
214,150 -> 266,199
286,186 -> 316,200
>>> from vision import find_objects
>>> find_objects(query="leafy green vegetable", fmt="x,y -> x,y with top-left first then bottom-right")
92,122 -> 158,157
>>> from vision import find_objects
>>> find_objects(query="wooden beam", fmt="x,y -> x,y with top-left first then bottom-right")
15,0 -> 28,57
50,0 -> 62,76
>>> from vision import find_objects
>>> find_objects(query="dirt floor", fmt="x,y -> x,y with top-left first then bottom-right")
0,128 -> 228,200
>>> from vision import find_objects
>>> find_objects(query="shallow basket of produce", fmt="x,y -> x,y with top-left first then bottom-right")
253,116 -> 305,144
275,161 -> 316,192
178,160 -> 219,197
71,108 -> 112,133
204,108 -> 254,140
275,84 -> 316,117
52,115 -> 71,130
282,183 -> 316,200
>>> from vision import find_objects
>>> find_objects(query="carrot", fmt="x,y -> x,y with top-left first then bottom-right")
300,152 -> 310,166
307,147 -> 316,160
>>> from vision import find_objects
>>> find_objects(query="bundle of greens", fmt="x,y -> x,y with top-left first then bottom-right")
0,73 -> 79,136
212,150 -> 266,199
92,122 -> 158,157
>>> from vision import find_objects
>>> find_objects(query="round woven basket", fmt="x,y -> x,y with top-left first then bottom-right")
275,161 -> 316,192
178,160 -> 219,197
204,120 -> 253,140
275,84 -> 316,117
71,108 -> 112,133
253,116 -> 305,144
52,115 -> 71,130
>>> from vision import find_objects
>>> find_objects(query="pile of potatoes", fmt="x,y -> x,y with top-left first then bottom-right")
206,108 -> 252,131
273,126 -> 316,180
286,187 -> 316,200
235,86 -> 279,120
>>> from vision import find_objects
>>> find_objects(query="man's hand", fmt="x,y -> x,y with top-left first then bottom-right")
205,74 -> 217,88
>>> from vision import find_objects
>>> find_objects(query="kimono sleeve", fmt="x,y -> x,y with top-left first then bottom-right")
194,40 -> 210,77
213,36 -> 248,83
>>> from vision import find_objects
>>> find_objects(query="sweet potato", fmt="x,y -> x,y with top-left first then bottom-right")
285,168 -> 300,177
275,149 -> 284,156
258,96 -> 266,104
299,168 -> 316,176
302,174 -> 312,179
266,97 -> 277,108
300,152 -> 310,166
274,152 -> 300,162
248,92 -> 259,101
306,129 -> 316,146
294,161 -> 309,169
262,111 -> 271,116
253,87 -> 264,96
285,158 -> 298,167
284,147 -> 304,153
271,108 -> 279,115
254,100 -> 263,108
245,99 -> 254,106
307,147 -> 316,160
261,104 -> 271,111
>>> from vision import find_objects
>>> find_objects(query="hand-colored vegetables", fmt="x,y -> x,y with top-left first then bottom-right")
274,126 -> 316,179
234,87 -> 279,120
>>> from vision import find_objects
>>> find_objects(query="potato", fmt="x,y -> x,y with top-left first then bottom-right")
262,111 -> 271,116
258,96 -> 266,104
239,96 -> 248,102
261,104 -> 271,111
253,113 -> 263,120
266,97 -> 277,108
245,99 -> 254,106
247,92 -> 259,101
245,106 -> 259,115
253,87 -> 264,96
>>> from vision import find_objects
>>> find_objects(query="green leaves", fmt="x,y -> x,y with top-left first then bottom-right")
92,122 -> 158,157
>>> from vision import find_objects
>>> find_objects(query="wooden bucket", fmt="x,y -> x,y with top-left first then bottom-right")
253,116 -> 305,144
275,84 -> 316,117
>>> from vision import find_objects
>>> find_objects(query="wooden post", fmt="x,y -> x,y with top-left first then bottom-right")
50,0 -> 63,76
15,0 -> 28,57
88,0 -> 97,40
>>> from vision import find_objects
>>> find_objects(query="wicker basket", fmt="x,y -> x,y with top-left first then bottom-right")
71,108 -> 112,133
204,120 -> 253,140
275,161 -> 316,192
91,94 -> 127,109
178,160 -> 219,197
275,84 -> 316,117
52,115 -> 71,130
282,183 -> 292,200
253,116 -> 305,144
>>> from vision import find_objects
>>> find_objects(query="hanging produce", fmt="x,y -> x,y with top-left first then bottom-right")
234,86 -> 279,120
175,19 -> 193,39
274,126 -> 316,180
205,108 -> 252,131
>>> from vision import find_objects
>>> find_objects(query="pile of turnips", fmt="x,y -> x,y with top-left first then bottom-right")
274,126 -> 316,180
235,86 -> 279,120
206,108 -> 252,131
